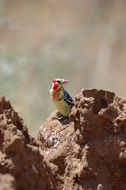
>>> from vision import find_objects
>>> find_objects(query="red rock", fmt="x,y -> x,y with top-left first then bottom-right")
38,89 -> 126,190
0,96 -> 52,190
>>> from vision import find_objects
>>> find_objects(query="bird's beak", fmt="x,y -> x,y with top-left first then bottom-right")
61,79 -> 69,84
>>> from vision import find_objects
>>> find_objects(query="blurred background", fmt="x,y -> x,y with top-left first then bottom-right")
0,0 -> 126,136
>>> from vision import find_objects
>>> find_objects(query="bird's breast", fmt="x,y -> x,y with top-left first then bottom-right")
53,99 -> 71,116
50,89 -> 60,100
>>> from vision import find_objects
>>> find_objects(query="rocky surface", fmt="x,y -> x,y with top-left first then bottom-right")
1,89 -> 126,190
38,89 -> 126,190
0,96 -> 52,190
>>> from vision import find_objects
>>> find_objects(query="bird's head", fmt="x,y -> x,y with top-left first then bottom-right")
51,78 -> 69,91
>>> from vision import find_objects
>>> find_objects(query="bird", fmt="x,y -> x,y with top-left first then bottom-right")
50,78 -> 74,119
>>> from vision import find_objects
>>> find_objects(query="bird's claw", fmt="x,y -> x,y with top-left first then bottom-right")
52,115 -> 69,124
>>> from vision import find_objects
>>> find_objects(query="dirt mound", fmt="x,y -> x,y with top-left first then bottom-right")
1,89 -> 126,190
38,89 -> 126,190
0,96 -> 52,190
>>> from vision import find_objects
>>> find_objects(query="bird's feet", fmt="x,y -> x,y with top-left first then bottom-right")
52,113 -> 69,124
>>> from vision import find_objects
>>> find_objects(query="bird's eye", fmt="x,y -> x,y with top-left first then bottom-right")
57,80 -> 61,84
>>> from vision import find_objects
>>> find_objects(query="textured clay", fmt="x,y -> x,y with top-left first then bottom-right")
0,96 -> 52,190
38,89 -> 126,190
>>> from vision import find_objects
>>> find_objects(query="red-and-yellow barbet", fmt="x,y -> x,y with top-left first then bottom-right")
50,78 -> 74,118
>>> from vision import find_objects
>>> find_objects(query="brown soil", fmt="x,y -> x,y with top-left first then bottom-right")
38,89 -> 126,190
0,96 -> 52,190
1,89 -> 126,190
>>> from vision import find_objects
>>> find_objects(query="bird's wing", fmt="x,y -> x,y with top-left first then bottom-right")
63,90 -> 74,106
